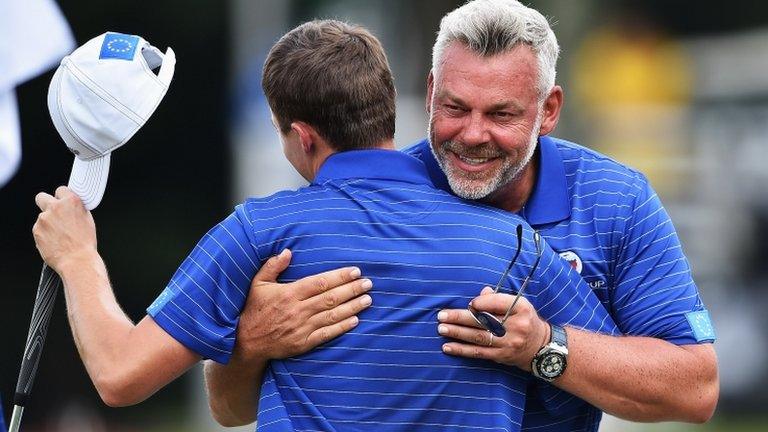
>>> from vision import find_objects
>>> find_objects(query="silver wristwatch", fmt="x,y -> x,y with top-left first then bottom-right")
531,323 -> 568,382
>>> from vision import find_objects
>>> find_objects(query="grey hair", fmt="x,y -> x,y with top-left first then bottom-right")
432,0 -> 560,98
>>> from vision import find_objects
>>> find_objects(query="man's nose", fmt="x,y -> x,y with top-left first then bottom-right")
459,112 -> 490,146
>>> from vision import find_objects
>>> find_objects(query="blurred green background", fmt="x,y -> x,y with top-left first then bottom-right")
1,0 -> 767,431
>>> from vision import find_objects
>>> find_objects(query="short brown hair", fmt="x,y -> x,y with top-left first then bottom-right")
262,20 -> 396,151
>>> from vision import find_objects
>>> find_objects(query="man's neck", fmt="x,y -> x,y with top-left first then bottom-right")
374,140 -> 396,151
308,139 -> 397,180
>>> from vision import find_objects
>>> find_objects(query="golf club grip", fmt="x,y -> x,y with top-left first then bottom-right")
13,263 -> 61,407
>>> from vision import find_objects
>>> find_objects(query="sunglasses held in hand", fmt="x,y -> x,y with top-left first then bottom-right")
470,225 -> 542,337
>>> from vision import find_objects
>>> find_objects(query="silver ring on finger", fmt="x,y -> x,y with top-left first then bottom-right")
487,333 -> 494,347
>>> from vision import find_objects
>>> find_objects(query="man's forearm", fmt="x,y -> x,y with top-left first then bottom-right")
556,328 -> 719,423
58,250 -> 139,404
34,187 -> 200,406
58,250 -> 199,406
204,357 -> 267,426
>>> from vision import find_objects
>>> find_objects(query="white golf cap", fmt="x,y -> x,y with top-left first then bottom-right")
47,32 -> 175,210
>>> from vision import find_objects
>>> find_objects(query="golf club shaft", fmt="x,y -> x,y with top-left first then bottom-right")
8,405 -> 23,432
11,264 -> 61,431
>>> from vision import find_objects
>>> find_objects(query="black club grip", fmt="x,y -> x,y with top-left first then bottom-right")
13,263 -> 61,407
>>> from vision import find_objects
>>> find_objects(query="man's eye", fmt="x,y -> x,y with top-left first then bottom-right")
444,104 -> 465,113
491,111 -> 512,119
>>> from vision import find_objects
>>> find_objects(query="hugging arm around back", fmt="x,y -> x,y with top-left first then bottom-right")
204,250 -> 370,426
439,177 -> 719,423
568,176 -> 719,423
579,178 -> 719,422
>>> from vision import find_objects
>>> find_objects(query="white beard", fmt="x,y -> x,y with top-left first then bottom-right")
429,116 -> 541,200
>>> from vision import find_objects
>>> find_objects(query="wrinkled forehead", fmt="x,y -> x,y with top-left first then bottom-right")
434,41 -> 537,77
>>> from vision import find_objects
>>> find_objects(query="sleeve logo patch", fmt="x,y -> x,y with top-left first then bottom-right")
686,310 -> 716,342
99,32 -> 140,60
148,289 -> 174,315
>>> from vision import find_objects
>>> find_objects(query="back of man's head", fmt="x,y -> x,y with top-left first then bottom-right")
263,20 -> 396,152
433,0 -> 560,98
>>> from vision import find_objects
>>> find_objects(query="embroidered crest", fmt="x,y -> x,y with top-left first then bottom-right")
558,250 -> 583,274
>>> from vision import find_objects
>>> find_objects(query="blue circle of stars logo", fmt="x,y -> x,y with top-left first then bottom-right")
106,38 -> 134,53
99,33 -> 140,60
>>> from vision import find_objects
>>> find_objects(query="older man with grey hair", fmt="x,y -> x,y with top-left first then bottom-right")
207,1 -> 719,431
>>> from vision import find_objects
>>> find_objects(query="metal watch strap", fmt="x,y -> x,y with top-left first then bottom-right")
531,323 -> 568,382
550,323 -> 567,348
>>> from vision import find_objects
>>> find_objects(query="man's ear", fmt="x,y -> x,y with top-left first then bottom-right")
425,71 -> 435,114
290,122 -> 316,153
538,85 -> 563,137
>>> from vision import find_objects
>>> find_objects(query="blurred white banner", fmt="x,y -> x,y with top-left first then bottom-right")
0,0 -> 74,187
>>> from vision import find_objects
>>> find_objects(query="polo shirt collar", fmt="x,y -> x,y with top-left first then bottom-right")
414,136 -> 570,225
523,135 -> 570,225
313,149 -> 434,186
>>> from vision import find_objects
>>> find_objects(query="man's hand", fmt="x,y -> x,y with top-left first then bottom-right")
33,186 -> 97,273
233,249 -> 373,364
438,291 -> 719,423
437,286 -> 549,371
205,251 -> 372,426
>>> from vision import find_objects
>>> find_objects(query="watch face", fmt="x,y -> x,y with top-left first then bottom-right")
538,352 -> 567,379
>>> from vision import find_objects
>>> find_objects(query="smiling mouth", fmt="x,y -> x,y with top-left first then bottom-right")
456,154 -> 496,165
448,150 -> 501,169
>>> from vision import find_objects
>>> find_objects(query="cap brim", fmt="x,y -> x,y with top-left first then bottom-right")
68,153 -> 110,210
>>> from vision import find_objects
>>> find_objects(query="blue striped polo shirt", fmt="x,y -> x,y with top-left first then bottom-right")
406,136 -> 716,432
147,149 -> 620,432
